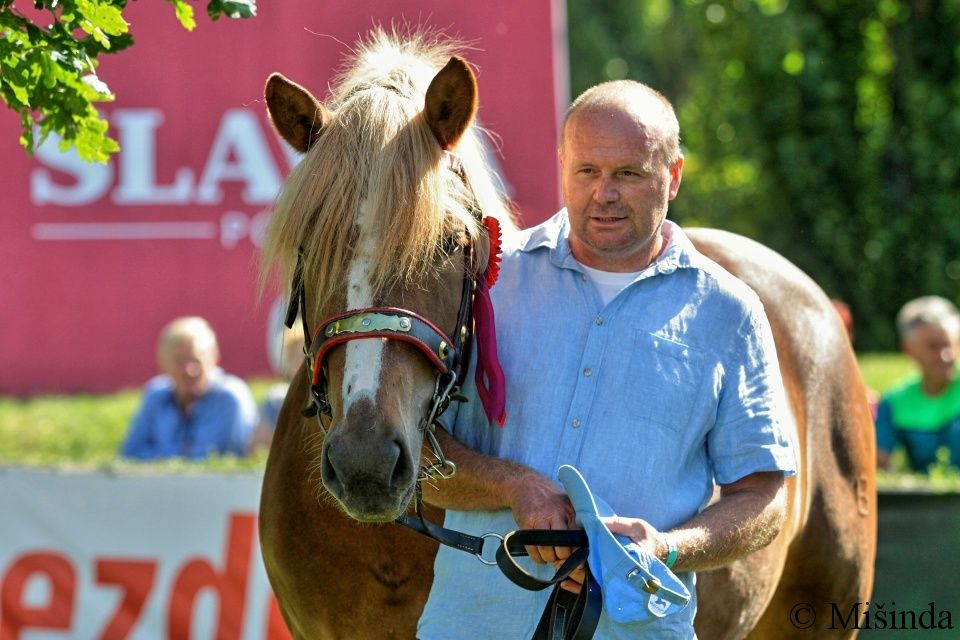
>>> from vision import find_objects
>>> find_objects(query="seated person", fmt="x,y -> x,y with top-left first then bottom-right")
876,296 -> 960,471
249,321 -> 305,452
120,316 -> 257,460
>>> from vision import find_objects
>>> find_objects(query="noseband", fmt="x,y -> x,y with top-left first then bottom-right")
283,151 -> 488,481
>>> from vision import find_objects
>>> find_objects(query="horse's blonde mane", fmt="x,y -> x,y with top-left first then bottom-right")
263,29 -> 517,323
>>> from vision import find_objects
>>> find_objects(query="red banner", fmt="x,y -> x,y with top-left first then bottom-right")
0,1 -> 567,394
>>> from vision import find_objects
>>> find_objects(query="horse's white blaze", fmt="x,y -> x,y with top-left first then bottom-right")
342,200 -> 384,412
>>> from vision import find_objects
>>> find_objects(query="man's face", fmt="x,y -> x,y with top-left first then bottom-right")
904,322 -> 959,386
559,108 -> 683,272
160,338 -> 218,403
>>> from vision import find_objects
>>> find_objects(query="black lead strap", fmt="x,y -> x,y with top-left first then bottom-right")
397,489 -> 602,640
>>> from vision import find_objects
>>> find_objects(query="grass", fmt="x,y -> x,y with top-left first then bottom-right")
857,351 -> 917,393
0,379 -> 277,472
1,354 -> 957,489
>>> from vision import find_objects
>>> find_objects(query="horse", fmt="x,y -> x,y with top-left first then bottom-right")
259,30 -> 876,640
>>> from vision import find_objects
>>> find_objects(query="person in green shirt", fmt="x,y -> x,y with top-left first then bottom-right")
876,296 -> 960,471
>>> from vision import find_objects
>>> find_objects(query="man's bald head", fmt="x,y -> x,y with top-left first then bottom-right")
560,80 -> 681,168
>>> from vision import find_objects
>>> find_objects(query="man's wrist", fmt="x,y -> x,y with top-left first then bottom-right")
659,531 -> 678,568
664,535 -> 679,568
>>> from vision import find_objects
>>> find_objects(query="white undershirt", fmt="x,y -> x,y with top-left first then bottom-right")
579,264 -> 644,306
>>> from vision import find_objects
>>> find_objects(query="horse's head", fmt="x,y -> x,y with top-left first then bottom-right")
262,33 -> 512,522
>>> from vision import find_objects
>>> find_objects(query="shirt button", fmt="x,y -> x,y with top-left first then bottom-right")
583,368 -> 592,377
571,419 -> 581,428
596,316 -> 604,325
581,274 -> 588,282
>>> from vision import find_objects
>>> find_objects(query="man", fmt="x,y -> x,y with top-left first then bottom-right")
120,316 -> 257,460
416,80 -> 796,639
875,295 -> 960,471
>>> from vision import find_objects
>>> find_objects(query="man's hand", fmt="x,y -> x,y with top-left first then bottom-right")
556,516 -> 667,594
421,429 -> 580,565
508,471 -> 578,564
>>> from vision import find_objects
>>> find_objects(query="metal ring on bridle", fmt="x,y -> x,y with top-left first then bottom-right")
476,532 -> 505,566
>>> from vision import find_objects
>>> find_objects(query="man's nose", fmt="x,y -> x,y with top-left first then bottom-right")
184,362 -> 203,377
593,175 -> 619,203
940,344 -> 957,363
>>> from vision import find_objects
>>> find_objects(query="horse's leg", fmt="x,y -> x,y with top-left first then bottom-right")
747,350 -> 877,639
260,376 -> 439,639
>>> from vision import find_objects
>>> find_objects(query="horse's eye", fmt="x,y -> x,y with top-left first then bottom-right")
441,234 -> 464,257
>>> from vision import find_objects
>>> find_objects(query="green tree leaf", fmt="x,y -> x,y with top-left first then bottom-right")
207,0 -> 256,21
166,0 -> 196,31
0,0 -> 257,162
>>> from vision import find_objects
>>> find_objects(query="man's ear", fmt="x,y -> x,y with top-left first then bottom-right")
668,157 -> 684,200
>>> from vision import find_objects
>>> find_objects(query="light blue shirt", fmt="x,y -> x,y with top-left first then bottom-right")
418,211 -> 796,640
120,368 -> 257,460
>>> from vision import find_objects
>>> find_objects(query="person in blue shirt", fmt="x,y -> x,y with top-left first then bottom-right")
875,296 -> 960,471
416,80 -> 796,640
120,316 -> 257,460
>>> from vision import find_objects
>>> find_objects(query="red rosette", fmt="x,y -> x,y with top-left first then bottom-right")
482,216 -> 502,288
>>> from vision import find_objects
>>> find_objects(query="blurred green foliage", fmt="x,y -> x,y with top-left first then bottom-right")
0,0 -> 256,162
567,0 -> 960,350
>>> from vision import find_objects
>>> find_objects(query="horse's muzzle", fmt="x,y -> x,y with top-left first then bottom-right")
320,420 -> 418,521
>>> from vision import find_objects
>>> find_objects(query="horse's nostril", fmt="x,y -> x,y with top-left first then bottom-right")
321,444 -> 343,495
390,436 -> 412,490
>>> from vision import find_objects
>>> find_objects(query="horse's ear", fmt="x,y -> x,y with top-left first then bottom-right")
424,56 -> 478,150
265,73 -> 331,153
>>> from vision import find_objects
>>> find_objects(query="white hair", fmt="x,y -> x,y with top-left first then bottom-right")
896,296 -> 960,343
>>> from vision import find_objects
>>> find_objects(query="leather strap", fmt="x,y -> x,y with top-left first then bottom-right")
396,505 -> 602,640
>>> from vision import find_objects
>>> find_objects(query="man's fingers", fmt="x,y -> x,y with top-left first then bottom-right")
600,514 -> 629,533
560,578 -> 582,593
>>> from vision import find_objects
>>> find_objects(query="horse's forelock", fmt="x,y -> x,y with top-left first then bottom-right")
263,30 -> 515,323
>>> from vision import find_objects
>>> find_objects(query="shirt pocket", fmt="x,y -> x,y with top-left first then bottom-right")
627,331 -> 704,433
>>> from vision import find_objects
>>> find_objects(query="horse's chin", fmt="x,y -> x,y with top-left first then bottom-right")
327,480 -> 416,523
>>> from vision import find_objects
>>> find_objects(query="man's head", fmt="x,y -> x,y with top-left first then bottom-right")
157,317 -> 220,404
896,296 -> 960,386
559,80 -> 684,272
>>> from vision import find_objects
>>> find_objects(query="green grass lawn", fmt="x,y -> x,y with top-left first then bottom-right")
857,352 -> 917,394
0,379 -> 277,471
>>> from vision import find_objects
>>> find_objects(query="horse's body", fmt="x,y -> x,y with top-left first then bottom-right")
259,32 -> 876,640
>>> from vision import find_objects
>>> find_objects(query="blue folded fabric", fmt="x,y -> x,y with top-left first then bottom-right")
558,465 -> 691,625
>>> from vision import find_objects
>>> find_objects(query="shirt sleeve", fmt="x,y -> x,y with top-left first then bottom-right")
707,300 -> 797,485
874,397 -> 896,454
224,380 -> 258,456
120,388 -> 159,459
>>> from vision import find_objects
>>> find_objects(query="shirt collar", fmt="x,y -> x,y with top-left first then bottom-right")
519,208 -> 700,277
